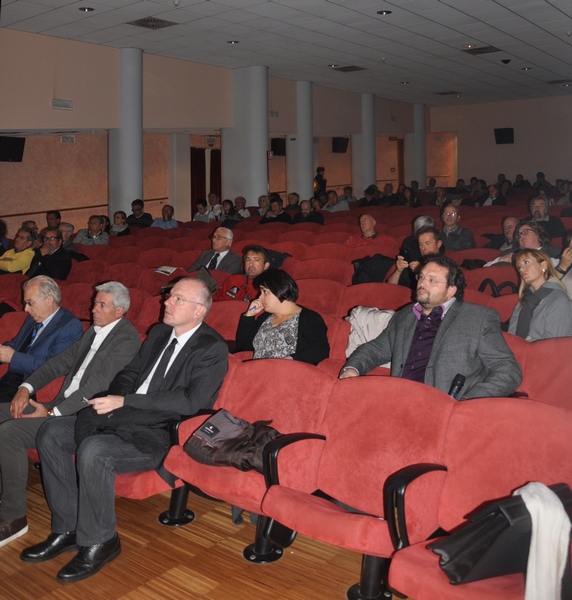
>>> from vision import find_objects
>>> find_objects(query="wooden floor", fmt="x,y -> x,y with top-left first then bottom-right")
0,464 -> 404,600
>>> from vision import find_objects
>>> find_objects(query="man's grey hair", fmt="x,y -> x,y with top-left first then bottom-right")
60,222 -> 74,233
529,196 -> 550,214
95,281 -> 131,312
24,276 -> 61,305
413,215 -> 435,233
216,227 -> 233,243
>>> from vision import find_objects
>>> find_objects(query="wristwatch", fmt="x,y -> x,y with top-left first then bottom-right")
46,409 -> 54,417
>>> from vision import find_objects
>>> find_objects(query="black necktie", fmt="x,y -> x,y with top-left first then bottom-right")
147,338 -> 178,392
207,253 -> 219,270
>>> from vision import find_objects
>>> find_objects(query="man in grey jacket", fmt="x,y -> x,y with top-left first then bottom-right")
0,281 -> 140,548
340,255 -> 522,399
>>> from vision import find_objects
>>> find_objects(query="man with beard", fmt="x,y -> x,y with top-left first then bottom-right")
339,255 -> 521,400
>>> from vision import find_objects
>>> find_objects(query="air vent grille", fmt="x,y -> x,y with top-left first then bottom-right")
435,91 -> 461,96
127,17 -> 177,30
547,79 -> 572,85
333,65 -> 366,73
463,46 -> 500,55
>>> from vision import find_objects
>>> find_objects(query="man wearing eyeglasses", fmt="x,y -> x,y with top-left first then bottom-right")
187,227 -> 242,275
22,278 -> 228,582
0,228 -> 36,275
26,227 -> 72,281
340,255 -> 521,400
439,205 -> 475,251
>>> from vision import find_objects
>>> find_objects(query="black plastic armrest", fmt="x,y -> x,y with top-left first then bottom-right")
384,463 -> 447,550
263,432 -> 325,488
167,409 -> 217,446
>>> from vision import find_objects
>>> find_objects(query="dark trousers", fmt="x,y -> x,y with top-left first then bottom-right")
36,416 -> 158,546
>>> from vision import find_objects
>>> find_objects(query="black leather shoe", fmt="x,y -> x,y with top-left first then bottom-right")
56,533 -> 121,583
20,531 -> 78,563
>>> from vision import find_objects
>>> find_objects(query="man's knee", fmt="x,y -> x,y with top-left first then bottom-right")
36,416 -> 76,454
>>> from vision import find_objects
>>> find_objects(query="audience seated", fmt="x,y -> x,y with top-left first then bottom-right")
322,190 -> 350,212
218,199 -> 242,223
207,192 -> 223,222
423,177 -> 437,193
187,227 -> 242,275
380,183 -> 399,206
26,227 -> 72,281
430,186 -> 449,207
46,210 -> 61,230
236,269 -> 330,364
213,245 -> 270,302
532,170 -> 552,190
340,185 -> 358,203
0,219 -> 8,253
513,173 -> 531,188
74,215 -> 109,246
484,216 -> 519,251
529,196 -> 565,240
509,249 -> 572,341
109,211 -> 131,237
478,184 -> 506,207
292,200 -> 324,225
259,197 -> 292,224
256,195 -> 269,217
0,276 -> 83,403
285,193 -> 300,212
234,196 -> 250,219
0,228 -> 36,275
387,226 -> 443,289
345,214 -> 382,248
58,222 -> 78,253
359,184 -> 381,208
0,281 -> 140,546
555,231 -> 572,298
151,205 -> 178,229
193,199 -> 210,223
126,199 -> 153,229
439,205 -> 476,251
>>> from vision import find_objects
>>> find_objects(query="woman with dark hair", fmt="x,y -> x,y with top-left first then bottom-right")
110,211 -> 131,237
508,249 -> 572,341
219,199 -> 241,222
101,214 -> 111,234
236,269 -> 330,364
398,187 -> 420,208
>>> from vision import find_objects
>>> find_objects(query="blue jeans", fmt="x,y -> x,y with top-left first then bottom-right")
36,416 -> 159,546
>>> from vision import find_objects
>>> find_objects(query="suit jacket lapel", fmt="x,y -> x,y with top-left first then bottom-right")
157,325 -> 203,390
429,301 -> 461,361
138,329 -> 173,388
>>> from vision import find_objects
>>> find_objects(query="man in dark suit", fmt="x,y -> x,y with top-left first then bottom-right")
187,226 -> 242,275
259,197 -> 293,224
340,255 -> 521,399
0,282 -> 140,547
22,278 -> 228,582
0,276 -> 82,403
26,227 -> 72,281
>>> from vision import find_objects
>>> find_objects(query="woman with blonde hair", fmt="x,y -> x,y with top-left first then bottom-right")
508,249 -> 572,341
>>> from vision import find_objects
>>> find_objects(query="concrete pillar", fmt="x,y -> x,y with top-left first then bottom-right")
169,133 -> 191,222
404,103 -> 427,187
351,93 -> 376,196
286,81 -> 313,201
221,66 -> 269,204
108,48 -> 143,216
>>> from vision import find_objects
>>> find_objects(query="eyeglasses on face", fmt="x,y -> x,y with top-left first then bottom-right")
416,274 -> 448,286
211,235 -> 230,241
517,229 -> 533,236
165,293 -> 205,307
42,236 -> 58,242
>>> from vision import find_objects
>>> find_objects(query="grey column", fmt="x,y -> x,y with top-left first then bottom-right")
351,93 -> 376,195
404,103 -> 427,187
286,81 -> 313,201
108,48 -> 143,216
221,66 -> 269,203
169,133 -> 191,222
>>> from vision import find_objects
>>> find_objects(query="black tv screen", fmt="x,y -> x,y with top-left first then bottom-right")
332,137 -> 349,153
0,137 -> 25,162
494,128 -> 514,145
271,138 -> 286,156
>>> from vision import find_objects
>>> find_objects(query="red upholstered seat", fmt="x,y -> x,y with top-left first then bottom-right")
74,244 -> 109,261
463,264 -> 519,295
60,283 -> 96,322
490,293 -> 518,322
287,258 -> 354,285
296,279 -> 344,315
67,259 -> 108,285
134,236 -> 170,250
106,246 -> 140,265
0,311 -> 28,342
388,397 -> 572,600
269,241 -> 308,260
278,230 -> 317,244
135,248 -> 176,269
304,243 -> 350,260
448,247 -> 501,263
261,377 -> 454,597
204,300 -> 247,341
102,263 -> 143,289
0,273 -> 28,308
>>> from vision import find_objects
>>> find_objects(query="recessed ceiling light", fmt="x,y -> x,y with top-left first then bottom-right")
401,81 -> 410,85
455,94 -> 462,98
463,43 -> 476,49
565,84 -> 571,87
521,67 -> 532,71
227,40 -> 239,45
377,10 -> 392,16
79,6 -> 95,11
328,64 -> 339,68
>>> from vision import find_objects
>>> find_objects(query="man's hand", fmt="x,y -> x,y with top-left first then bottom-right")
339,369 -> 359,380
394,255 -> 409,274
409,260 -> 421,273
10,387 -> 30,419
39,245 -> 51,256
559,247 -> 572,273
22,399 -> 48,418
0,345 -> 16,363
88,395 -> 125,415
497,253 -> 513,263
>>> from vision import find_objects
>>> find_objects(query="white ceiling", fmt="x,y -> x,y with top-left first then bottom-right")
2,0 -> 572,107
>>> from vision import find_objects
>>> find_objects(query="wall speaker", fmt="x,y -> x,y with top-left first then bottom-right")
0,137 -> 25,162
332,137 -> 349,153
494,128 -> 514,145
